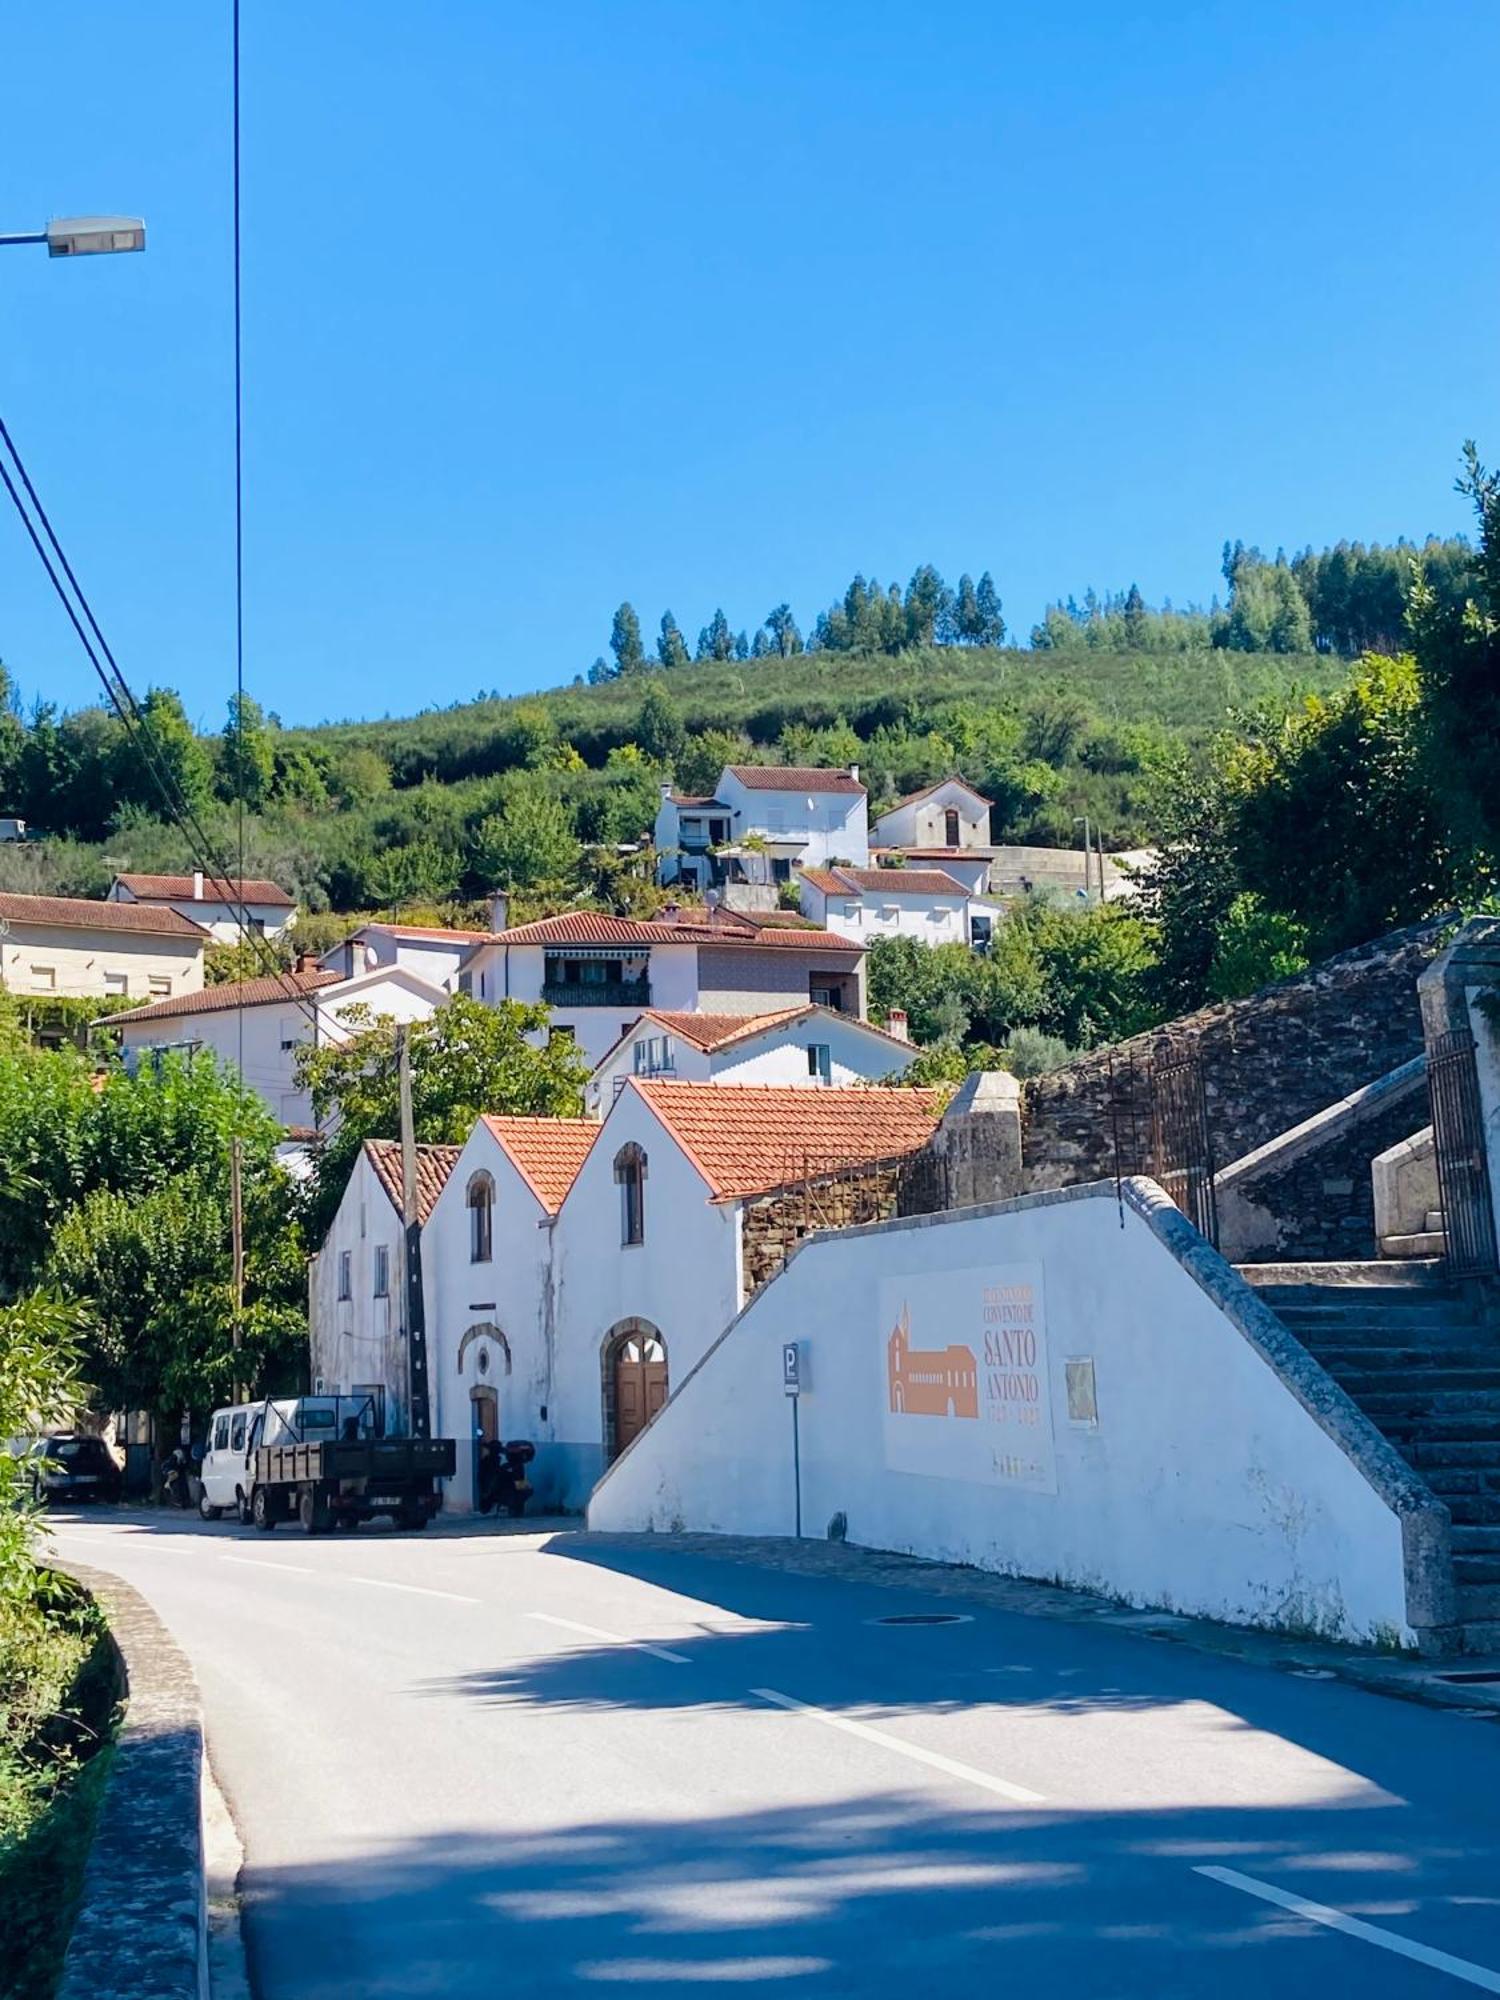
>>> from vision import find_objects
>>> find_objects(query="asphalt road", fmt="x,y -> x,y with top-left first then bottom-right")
48,1509 -> 1500,2000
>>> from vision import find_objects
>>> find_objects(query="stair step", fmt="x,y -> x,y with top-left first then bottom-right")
1238,1260 -> 1450,1291
1316,1350 -> 1500,1376
1272,1296 -> 1472,1321
1402,1441 -> 1500,1470
1457,1621 -> 1500,1654
1456,1555 -> 1500,1587
1436,1496 -> 1500,1526
1426,1210 -> 1446,1234
1383,1415 -> 1500,1446
1354,1389 -> 1500,1419
1381,1231 -> 1447,1259
1452,1525 -> 1500,1554
1457,1583 -> 1500,1620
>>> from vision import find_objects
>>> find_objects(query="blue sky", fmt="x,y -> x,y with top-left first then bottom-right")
0,1 -> 1496,729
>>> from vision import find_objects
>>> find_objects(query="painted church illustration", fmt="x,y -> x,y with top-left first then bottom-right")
887,1303 -> 979,1418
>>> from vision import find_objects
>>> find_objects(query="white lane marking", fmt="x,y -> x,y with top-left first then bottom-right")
221,1556 -> 478,1603
1195,1866 -> 1500,1992
527,1611 -> 690,1664
750,1687 -> 1045,1804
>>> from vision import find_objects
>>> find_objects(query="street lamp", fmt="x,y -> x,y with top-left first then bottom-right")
0,216 -> 145,257
1073,814 -> 1095,902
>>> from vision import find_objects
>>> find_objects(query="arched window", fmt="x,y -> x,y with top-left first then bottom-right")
467,1172 -> 494,1263
614,1143 -> 647,1247
944,807 -> 960,846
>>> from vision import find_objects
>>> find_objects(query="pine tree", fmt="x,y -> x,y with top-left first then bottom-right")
764,603 -> 803,656
975,573 -> 1006,646
610,602 -> 645,675
696,609 -> 734,661
657,610 -> 690,669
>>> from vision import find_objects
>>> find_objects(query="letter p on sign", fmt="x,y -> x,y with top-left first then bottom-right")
782,1342 -> 803,1396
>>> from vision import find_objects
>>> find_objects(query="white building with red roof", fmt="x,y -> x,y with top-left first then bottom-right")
0,890 -> 208,1003
654,762 -> 869,891
585,1002 -> 916,1114
457,902 -> 868,1067
107,869 -> 295,946
308,1078 -> 941,1514
870,775 -> 992,855
798,863 -> 1004,951
108,961 -> 446,1128
319,917 -> 494,994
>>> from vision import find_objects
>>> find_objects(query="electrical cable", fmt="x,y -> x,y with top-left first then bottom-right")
0,423 -> 326,1032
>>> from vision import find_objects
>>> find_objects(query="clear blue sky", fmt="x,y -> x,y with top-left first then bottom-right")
1,1 -> 1496,729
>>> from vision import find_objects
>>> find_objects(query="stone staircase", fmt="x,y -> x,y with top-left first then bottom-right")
1239,1259 -> 1500,1652
1381,1207 -> 1447,1260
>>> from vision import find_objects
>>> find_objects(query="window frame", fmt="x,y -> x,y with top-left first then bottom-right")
337,1249 -> 352,1302
373,1244 -> 390,1298
614,1143 -> 647,1248
468,1172 -> 495,1264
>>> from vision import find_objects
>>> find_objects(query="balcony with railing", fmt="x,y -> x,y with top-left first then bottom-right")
542,977 -> 652,1009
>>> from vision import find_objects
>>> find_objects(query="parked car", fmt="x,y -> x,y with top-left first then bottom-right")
31,1433 -> 123,1504
199,1401 -> 265,1522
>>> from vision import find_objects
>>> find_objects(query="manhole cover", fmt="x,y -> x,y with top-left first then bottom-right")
867,1613 -> 974,1627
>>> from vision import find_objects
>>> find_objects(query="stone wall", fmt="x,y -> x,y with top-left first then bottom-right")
1020,915 -> 1452,1193
1216,1060 -> 1429,1263
740,1154 -> 946,1296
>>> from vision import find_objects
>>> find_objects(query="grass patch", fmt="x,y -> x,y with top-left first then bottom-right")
0,1569 -> 120,2000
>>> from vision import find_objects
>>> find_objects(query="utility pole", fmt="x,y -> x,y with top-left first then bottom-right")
397,1026 -> 432,1439
229,1138 -> 244,1402
1074,815 -> 1092,902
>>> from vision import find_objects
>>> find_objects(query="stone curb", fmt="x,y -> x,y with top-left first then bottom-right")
56,1562 -> 208,2000
574,1529 -> 1500,1720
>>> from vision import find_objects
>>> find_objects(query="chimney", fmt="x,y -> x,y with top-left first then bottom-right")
886,1008 -> 910,1042
848,764 -> 860,785
489,891 -> 509,932
296,950 -> 317,973
192,869 -> 205,901
660,782 -> 674,802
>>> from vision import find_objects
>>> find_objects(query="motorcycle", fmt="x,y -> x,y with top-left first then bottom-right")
161,1446 -> 194,1510
477,1438 -> 536,1518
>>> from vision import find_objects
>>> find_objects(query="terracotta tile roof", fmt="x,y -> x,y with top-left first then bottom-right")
112,871 -> 295,907
356,922 -> 490,943
666,795 -> 727,809
726,764 -> 865,795
481,1116 -> 601,1213
632,1080 -> 942,1200
631,1008 -> 806,1051
108,968 -> 340,1025
803,866 -> 969,897
874,776 -> 992,815
481,908 -> 863,954
0,890 -> 210,939
364,1138 -> 462,1224
878,846 -> 993,860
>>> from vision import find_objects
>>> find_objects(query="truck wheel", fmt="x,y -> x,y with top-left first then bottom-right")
237,1491 -> 253,1526
252,1486 -> 276,1532
298,1485 -> 332,1535
333,1514 -> 357,1532
198,1492 -> 220,1522
397,1505 -> 429,1532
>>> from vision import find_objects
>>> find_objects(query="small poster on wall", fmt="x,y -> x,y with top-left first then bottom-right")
880,1264 -> 1057,1494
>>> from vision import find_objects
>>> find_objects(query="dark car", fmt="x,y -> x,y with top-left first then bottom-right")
32,1434 -> 123,1504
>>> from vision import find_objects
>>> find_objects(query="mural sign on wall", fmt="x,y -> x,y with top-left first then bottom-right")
880,1264 -> 1056,1494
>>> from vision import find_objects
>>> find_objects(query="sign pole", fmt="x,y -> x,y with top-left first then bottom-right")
791,1396 -> 802,1538
782,1340 -> 803,1537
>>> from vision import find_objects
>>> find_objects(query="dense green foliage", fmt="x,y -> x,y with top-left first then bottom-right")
0,1026 -> 306,1424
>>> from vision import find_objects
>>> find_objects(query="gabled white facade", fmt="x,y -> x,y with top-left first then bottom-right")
656,764 -> 869,888
585,1005 -> 915,1115
307,1147 -> 427,1431
871,777 -> 991,852
107,874 -> 294,946
320,923 -> 489,993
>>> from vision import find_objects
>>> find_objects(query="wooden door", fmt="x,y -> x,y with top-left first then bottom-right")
614,1335 -> 668,1455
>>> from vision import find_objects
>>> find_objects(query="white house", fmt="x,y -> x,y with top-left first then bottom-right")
107,870 -> 296,946
109,961 -> 446,1129
655,764 -> 869,890
0,890 -> 207,1003
798,865 -> 1004,950
458,904 -> 867,1068
307,1138 -> 461,1435
318,1080 -> 940,1515
585,1003 -> 916,1114
319,920 -> 493,994
870,776 -> 992,853
403,1112 -> 602,1512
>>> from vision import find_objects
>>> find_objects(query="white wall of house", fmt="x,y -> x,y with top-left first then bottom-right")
801,880 -> 972,946
546,1089 -> 745,1511
590,1182 -> 1426,1647
715,768 -> 869,867
107,881 -> 293,945
119,966 -> 443,1127
1,921 -> 205,1001
326,927 -> 481,992
307,1149 -> 414,1428
422,1125 -> 561,1515
872,779 -> 990,852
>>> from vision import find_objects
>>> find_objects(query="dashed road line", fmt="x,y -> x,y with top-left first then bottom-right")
750,1686 -> 1045,1803
1195,1866 -> 1500,1992
527,1611 -> 690,1663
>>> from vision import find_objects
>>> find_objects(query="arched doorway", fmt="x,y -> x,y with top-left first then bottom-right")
456,1323 -> 510,1510
601,1319 -> 668,1461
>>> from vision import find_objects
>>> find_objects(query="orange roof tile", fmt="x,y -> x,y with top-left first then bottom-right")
727,763 -> 865,794
632,1081 -> 941,1201
0,890 -> 209,939
481,908 -> 863,954
113,871 -> 294,907
363,1139 -> 462,1224
106,969 -> 341,1025
633,1008 -> 805,1051
481,1116 -> 601,1214
355,922 -> 490,944
803,866 -> 969,897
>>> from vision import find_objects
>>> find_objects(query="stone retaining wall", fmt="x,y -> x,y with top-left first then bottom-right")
1020,914 -> 1452,1192
58,1564 -> 206,2000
